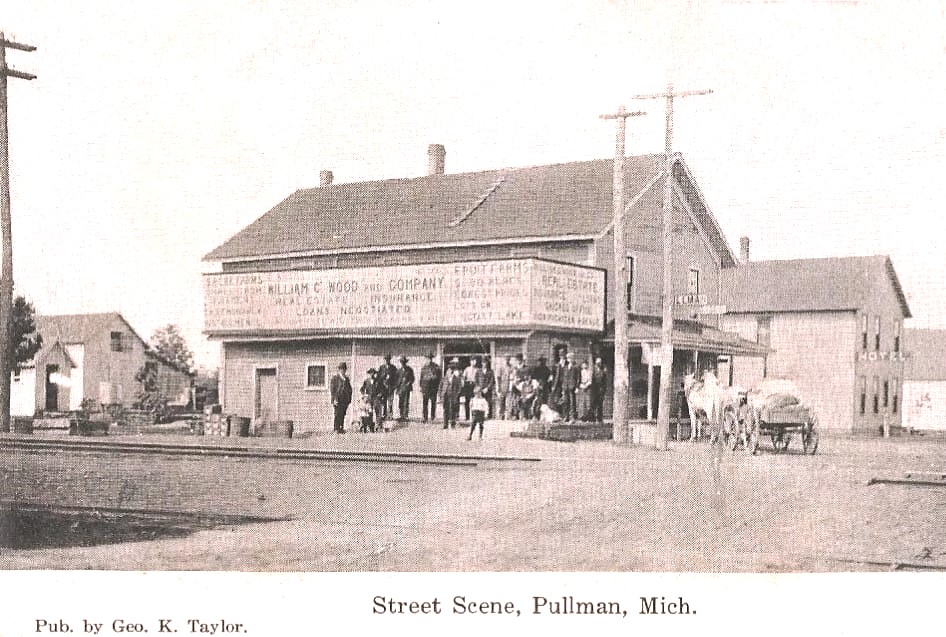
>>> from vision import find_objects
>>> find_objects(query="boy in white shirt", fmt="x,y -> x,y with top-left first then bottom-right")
468,388 -> 489,440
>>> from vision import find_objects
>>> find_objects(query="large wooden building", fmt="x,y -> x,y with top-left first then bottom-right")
203,146 -> 765,434
720,253 -> 912,432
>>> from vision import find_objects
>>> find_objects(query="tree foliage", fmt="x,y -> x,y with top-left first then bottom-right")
148,324 -> 194,373
11,295 -> 42,372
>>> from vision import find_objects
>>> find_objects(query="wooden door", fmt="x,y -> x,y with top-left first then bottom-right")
255,368 -> 278,421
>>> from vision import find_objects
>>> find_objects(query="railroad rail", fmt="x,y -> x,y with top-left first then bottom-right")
0,436 -> 541,468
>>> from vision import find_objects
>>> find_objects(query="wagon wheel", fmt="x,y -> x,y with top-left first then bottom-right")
803,420 -> 819,455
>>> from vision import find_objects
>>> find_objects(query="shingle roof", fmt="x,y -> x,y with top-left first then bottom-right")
720,255 -> 911,317
203,154 -> 736,266
904,329 -> 946,381
35,312 -> 146,346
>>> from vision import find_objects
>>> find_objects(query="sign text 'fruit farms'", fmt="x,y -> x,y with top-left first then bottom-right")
204,258 -> 605,335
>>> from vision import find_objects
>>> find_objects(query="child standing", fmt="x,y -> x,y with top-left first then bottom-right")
468,389 -> 489,440
358,395 -> 375,433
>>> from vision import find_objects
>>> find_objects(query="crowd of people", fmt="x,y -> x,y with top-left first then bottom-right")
328,350 -> 610,438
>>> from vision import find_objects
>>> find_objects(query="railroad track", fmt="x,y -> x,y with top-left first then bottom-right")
0,436 -> 541,468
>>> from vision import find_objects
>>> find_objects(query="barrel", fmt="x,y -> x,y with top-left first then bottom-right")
12,417 -> 33,434
229,416 -> 251,437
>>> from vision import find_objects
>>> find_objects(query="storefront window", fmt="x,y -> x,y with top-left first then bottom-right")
882,379 -> 889,408
872,375 -> 879,414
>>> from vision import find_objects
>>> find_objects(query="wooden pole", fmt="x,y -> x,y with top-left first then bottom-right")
633,84 -> 711,450
600,106 -> 644,444
0,33 -> 36,432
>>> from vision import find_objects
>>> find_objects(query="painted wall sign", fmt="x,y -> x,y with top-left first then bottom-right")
675,294 -> 708,306
204,258 -> 606,335
857,351 -> 909,362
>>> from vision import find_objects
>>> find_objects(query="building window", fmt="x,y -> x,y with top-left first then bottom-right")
110,331 -> 124,352
861,315 -> 868,350
874,316 -> 881,351
305,364 -> 327,390
859,376 -> 866,415
626,256 -> 635,311
892,377 -> 899,414
882,379 -> 889,409
687,268 -> 700,295
872,375 -> 879,414
893,320 -> 901,353
756,315 -> 772,348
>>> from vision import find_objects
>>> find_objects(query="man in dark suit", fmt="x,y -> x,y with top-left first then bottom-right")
377,354 -> 396,421
563,352 -> 581,422
330,362 -> 353,433
439,358 -> 462,429
396,356 -> 415,421
419,353 -> 442,422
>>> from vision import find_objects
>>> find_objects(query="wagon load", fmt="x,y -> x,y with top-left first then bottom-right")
746,379 -> 819,454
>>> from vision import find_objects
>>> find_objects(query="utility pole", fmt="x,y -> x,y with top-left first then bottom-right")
600,105 -> 644,444
0,33 -> 36,432
633,83 -> 711,450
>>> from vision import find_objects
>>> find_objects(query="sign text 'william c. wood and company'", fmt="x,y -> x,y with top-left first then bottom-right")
204,258 -> 606,336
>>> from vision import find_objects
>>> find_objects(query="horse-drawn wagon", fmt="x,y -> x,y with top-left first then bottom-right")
745,379 -> 819,455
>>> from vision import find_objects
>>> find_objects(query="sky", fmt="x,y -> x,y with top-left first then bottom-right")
3,0 -> 945,367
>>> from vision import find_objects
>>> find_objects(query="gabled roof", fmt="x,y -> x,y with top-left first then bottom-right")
24,339 -> 77,370
35,312 -> 148,347
904,328 -> 946,381
721,255 -> 911,318
203,154 -> 737,267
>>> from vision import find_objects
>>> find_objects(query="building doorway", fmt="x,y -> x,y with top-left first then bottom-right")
255,367 -> 278,421
45,365 -> 60,411
442,339 -> 491,370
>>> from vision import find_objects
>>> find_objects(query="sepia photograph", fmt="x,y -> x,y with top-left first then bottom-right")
0,0 -> 945,586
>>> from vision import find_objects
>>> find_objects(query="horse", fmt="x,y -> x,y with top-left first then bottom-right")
685,370 -> 744,446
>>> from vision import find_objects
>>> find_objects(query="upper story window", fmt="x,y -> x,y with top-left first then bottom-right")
861,315 -> 868,350
110,331 -> 124,352
626,256 -> 636,311
874,316 -> 881,351
756,315 -> 772,348
687,268 -> 700,295
893,320 -> 901,353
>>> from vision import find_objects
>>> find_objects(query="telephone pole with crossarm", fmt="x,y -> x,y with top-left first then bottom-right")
0,32 -> 37,431
633,83 -> 711,450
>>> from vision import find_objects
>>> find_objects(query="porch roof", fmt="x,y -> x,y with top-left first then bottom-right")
604,314 -> 769,357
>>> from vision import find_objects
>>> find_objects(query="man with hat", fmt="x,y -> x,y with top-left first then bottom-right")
439,357 -> 462,429
419,352 -> 442,422
377,354 -> 396,422
395,355 -> 415,421
329,362 -> 353,434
